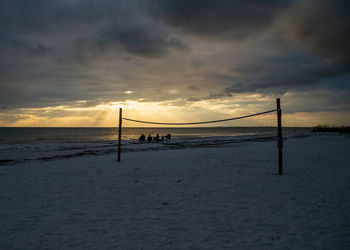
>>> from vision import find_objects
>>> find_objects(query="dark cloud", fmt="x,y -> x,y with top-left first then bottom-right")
0,0 -> 349,118
147,0 -> 349,71
0,0 -> 128,33
286,0 -> 350,69
95,21 -> 189,58
195,50 -> 350,101
147,0 -> 294,40
147,0 -> 350,89
0,0 -> 191,110
223,83 -> 256,95
0,35 -> 49,56
0,0 -> 188,60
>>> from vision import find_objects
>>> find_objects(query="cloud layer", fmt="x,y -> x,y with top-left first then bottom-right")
0,0 -> 349,125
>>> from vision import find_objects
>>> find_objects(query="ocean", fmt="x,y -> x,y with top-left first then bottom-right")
0,127 -> 310,165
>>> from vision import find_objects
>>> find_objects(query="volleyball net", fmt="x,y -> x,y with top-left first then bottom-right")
121,109 -> 277,142
117,98 -> 283,174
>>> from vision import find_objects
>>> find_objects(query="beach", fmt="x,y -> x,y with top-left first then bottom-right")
0,133 -> 349,249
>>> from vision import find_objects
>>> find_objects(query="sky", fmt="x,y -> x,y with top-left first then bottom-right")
0,0 -> 349,127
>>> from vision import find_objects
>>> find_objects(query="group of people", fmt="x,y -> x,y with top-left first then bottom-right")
139,133 -> 171,143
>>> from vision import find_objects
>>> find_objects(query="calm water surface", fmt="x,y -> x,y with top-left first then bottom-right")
0,127 -> 311,165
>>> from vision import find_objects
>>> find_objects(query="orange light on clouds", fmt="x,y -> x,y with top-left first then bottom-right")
1,94 -> 349,127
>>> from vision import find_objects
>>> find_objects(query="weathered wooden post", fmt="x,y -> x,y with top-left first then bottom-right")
117,108 -> 122,162
276,98 -> 283,175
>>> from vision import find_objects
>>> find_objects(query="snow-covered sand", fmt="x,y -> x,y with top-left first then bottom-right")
0,134 -> 349,249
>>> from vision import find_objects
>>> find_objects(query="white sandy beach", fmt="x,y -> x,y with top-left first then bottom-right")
0,133 -> 349,249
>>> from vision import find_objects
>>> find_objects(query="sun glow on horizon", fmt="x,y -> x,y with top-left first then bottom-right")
1,94 -> 349,127
0,98 -> 256,127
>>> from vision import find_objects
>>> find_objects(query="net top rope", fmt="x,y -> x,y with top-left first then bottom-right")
123,109 -> 277,125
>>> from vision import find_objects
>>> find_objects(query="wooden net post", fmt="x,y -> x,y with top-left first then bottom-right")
276,98 -> 283,175
117,108 -> 122,162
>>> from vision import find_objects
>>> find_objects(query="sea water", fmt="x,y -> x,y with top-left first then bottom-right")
0,127 -> 310,165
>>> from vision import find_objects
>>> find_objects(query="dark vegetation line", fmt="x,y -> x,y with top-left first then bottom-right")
312,125 -> 350,133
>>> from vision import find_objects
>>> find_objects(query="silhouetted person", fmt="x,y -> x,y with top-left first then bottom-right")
147,134 -> 152,143
139,134 -> 145,143
154,133 -> 160,142
166,134 -> 171,141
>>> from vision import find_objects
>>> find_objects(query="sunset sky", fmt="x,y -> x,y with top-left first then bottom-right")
0,0 -> 349,127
